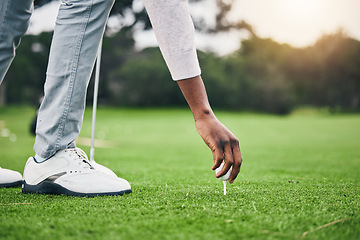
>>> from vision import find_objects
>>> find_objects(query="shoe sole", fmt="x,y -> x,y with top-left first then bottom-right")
0,180 -> 23,188
22,181 -> 132,197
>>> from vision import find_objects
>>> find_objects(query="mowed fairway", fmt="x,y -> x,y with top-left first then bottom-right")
0,106 -> 359,240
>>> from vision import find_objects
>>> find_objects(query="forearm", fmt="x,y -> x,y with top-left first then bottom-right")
177,75 -> 214,121
178,76 -> 242,183
144,0 -> 201,80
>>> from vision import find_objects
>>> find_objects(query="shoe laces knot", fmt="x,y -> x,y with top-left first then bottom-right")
66,148 -> 94,169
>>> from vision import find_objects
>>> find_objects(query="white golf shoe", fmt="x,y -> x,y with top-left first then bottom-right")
22,148 -> 131,197
0,167 -> 23,188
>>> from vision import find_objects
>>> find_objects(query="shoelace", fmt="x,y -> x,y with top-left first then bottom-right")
66,148 -> 94,169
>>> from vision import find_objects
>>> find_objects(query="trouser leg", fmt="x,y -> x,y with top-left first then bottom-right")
34,0 -> 115,159
0,0 -> 33,84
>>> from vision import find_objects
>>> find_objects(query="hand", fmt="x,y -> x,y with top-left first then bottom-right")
176,75 -> 243,183
195,114 -> 242,183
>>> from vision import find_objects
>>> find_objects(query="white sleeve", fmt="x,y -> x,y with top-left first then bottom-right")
144,0 -> 201,81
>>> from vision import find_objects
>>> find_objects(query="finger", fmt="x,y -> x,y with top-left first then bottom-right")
211,145 -> 224,170
216,142 -> 234,178
229,140 -> 242,184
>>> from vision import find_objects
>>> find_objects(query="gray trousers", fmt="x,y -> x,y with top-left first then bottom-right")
0,0 -> 115,159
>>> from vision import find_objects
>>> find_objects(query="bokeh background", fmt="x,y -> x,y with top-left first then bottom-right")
0,0 -> 359,115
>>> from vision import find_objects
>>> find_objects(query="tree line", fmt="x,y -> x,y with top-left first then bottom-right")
1,27 -> 359,114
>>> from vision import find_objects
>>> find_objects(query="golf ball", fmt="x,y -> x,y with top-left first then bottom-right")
215,162 -> 232,181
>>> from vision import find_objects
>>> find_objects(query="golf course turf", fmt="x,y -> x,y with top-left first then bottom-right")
1,106 -> 359,239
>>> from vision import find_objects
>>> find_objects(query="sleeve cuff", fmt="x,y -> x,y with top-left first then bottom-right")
163,48 -> 201,81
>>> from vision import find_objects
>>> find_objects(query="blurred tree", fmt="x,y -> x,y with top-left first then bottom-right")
192,0 -> 256,36
2,1 -> 359,113
34,0 -> 254,35
313,31 -> 360,111
4,32 -> 52,105
284,30 -> 360,112
107,47 -> 185,106
227,37 -> 295,114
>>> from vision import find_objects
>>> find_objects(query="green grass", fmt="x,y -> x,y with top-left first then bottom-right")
0,106 -> 359,240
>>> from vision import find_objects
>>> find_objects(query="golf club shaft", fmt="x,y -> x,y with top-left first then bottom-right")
90,38 -> 103,162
